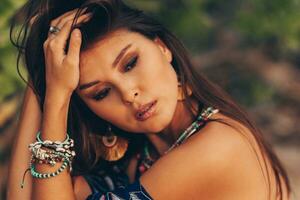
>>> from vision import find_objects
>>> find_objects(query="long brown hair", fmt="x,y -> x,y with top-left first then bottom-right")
10,0 -> 290,199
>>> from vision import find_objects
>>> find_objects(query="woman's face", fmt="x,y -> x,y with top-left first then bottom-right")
76,29 -> 178,134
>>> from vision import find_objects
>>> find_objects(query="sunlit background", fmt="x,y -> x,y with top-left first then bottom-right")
0,0 -> 299,199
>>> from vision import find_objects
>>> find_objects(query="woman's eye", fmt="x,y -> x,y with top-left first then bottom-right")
124,56 -> 138,72
92,88 -> 111,101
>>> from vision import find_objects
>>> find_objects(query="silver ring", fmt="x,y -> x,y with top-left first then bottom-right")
49,26 -> 61,35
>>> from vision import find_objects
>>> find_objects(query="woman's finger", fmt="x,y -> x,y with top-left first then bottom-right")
50,13 -> 91,38
47,13 -> 91,50
66,29 -> 82,63
50,7 -> 87,28
48,10 -> 89,38
50,8 -> 79,27
55,8 -> 88,28
30,14 -> 39,26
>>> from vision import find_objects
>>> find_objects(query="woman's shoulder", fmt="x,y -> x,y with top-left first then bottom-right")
191,112 -> 259,155
140,113 -> 269,200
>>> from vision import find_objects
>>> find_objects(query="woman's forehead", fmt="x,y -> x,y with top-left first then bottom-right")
79,30 -> 145,65
78,30 -> 149,81
82,30 -> 144,55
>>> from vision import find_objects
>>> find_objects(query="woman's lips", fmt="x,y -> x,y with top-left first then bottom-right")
135,100 -> 157,121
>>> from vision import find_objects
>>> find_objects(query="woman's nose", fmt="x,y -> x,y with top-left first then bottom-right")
117,82 -> 138,104
123,91 -> 139,105
114,78 -> 140,105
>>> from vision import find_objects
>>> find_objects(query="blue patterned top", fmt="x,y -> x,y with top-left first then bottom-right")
83,153 -> 153,200
86,180 -> 152,200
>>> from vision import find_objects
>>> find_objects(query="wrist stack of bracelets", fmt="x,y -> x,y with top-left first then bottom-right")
21,131 -> 76,188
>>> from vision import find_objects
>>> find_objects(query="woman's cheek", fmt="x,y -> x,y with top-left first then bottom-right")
101,95 -> 133,125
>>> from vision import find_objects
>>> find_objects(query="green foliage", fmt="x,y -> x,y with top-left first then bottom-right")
0,0 -> 26,103
233,0 -> 300,50
127,0 -> 300,51
126,0 -> 215,52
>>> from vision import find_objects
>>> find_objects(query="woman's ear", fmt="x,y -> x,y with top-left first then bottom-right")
154,37 -> 172,63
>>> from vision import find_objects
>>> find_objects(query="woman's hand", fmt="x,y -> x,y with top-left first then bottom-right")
43,9 -> 90,96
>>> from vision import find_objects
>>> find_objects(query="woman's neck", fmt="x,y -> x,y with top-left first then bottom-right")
145,98 -> 199,156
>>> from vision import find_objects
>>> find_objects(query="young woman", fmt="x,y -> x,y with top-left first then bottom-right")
7,0 -> 291,199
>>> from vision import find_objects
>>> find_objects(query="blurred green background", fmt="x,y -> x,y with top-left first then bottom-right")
0,0 -> 299,199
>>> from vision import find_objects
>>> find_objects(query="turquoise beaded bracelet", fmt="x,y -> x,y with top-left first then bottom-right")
30,157 -> 70,179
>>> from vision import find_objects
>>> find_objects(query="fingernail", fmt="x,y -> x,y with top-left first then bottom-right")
74,29 -> 81,37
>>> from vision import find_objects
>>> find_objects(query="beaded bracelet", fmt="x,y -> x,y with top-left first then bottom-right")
31,156 -> 62,165
29,141 -> 75,166
29,148 -> 72,166
30,157 -> 70,179
36,131 -> 74,150
21,132 -> 76,188
36,131 -> 70,145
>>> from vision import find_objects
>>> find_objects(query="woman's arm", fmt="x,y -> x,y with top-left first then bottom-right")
7,9 -> 92,200
7,84 -> 42,200
32,91 -> 76,200
30,9 -> 91,199
140,115 -> 271,200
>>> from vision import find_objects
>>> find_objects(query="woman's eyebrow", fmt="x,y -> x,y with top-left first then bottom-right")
78,80 -> 100,90
78,43 -> 132,91
112,43 -> 132,67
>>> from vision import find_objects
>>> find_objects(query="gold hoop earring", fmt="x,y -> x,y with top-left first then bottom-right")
100,124 -> 128,161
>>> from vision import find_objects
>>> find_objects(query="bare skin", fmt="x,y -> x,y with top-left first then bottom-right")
7,9 -> 289,200
7,83 -> 41,200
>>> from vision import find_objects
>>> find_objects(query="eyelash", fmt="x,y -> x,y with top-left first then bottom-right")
124,55 -> 138,72
92,55 -> 139,101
